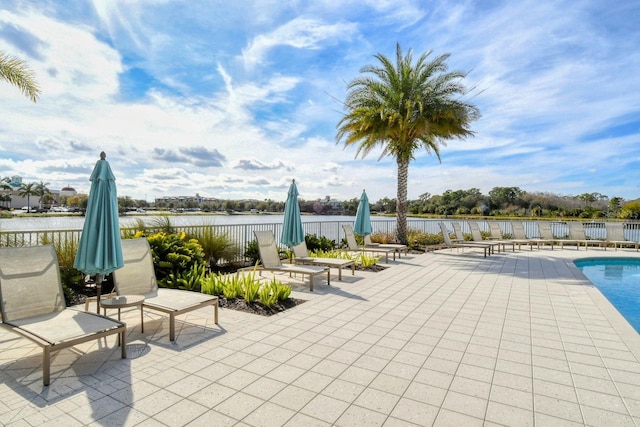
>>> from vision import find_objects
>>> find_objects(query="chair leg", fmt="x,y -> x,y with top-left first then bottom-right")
121,331 -> 127,358
169,314 -> 176,341
214,300 -> 219,324
43,347 -> 51,386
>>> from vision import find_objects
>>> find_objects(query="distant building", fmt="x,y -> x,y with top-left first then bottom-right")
316,196 -> 343,215
60,186 -> 77,198
154,193 -> 219,208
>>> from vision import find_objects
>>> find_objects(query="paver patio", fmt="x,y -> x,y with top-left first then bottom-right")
2,246 -> 640,426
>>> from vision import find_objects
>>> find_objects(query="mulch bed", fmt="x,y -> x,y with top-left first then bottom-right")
65,263 -> 389,315
218,296 -> 306,316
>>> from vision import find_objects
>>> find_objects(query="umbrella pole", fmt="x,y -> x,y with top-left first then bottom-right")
95,274 -> 103,314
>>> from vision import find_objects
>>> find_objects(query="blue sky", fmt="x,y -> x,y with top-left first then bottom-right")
1,0 -> 639,203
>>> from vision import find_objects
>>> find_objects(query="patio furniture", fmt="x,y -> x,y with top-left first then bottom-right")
467,221 -> 513,252
291,240 -> 355,281
605,222 -> 640,251
363,234 -> 408,257
536,221 -> 559,250
0,245 -> 126,386
342,225 -> 395,262
566,222 -> 606,250
510,221 -> 542,250
249,230 -> 330,292
437,222 -> 489,257
113,238 -> 219,341
452,222 -> 498,254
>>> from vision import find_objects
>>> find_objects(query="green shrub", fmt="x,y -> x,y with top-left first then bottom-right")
189,226 -> 239,270
244,239 -> 260,264
144,232 -> 206,287
243,273 -> 260,303
201,272 -> 225,295
305,234 -> 336,251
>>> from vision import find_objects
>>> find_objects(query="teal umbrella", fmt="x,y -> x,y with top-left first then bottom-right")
74,152 -> 123,313
354,189 -> 372,236
281,179 -> 304,247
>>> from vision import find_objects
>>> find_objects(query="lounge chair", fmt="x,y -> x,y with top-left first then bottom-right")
510,221 -> 542,250
452,222 -> 498,254
534,221 -> 558,250
291,240 -> 355,281
485,220 -> 520,251
342,225 -> 395,262
437,222 -> 489,257
113,238 -> 219,341
566,222 -> 606,250
363,234 -> 408,258
468,221 -> 513,252
249,230 -> 330,292
0,245 -> 126,386
605,222 -> 640,251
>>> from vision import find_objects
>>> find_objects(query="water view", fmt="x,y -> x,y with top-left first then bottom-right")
0,214 -> 377,232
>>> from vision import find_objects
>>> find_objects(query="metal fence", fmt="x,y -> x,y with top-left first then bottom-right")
1,219 -> 639,262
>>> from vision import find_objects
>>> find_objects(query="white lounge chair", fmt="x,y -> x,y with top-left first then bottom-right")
250,230 -> 330,291
363,234 -> 408,257
467,221 -> 512,252
534,221 -> 557,250
113,238 -> 219,341
438,222 -> 489,257
291,240 -> 355,281
342,225 -> 395,262
605,222 -> 640,251
566,222 -> 606,250
0,245 -> 126,386
510,221 -> 542,250
452,222 -> 498,254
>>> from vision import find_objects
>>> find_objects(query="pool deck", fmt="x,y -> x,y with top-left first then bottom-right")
2,246 -> 640,426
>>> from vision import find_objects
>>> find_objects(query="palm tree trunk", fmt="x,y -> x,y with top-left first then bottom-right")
396,157 -> 409,245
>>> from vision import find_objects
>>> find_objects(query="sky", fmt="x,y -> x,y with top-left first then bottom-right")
1,1 -> 639,204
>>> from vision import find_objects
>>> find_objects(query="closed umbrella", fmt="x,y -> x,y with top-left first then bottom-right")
280,179 -> 304,248
353,189 -> 372,236
74,152 -> 123,313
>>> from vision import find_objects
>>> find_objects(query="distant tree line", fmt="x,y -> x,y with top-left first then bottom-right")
408,187 -> 639,219
120,187 -> 640,219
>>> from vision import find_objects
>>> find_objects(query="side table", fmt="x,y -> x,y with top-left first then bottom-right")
101,295 -> 145,333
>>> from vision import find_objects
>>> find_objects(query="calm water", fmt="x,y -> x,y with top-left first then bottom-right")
0,214 -> 374,231
575,258 -> 640,333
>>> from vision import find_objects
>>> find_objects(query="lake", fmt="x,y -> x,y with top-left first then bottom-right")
0,213 -> 372,232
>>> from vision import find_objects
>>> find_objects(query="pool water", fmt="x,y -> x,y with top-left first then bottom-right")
575,258 -> 640,333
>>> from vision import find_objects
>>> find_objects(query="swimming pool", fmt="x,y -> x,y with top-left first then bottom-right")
575,257 -> 640,333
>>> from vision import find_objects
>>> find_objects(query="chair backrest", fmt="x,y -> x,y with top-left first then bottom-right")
488,221 -> 504,239
567,222 -> 586,240
439,222 -> 455,245
112,238 -> 159,298
510,221 -> 528,239
292,240 -> 310,259
537,221 -> 555,239
363,235 -> 374,245
605,222 -> 626,241
342,225 -> 359,250
253,230 -> 283,268
0,245 -> 65,322
451,222 -> 465,241
467,221 -> 485,242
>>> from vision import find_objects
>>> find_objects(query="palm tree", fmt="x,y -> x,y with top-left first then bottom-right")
0,177 -> 11,209
35,181 -> 50,208
0,51 -> 40,102
337,44 -> 480,244
18,182 -> 38,212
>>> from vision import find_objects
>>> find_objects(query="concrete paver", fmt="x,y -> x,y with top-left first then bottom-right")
2,247 -> 640,426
